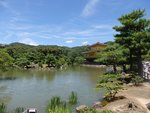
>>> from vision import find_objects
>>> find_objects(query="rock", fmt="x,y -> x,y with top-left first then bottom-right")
115,101 -> 148,113
76,105 -> 88,113
92,101 -> 102,108
145,102 -> 150,110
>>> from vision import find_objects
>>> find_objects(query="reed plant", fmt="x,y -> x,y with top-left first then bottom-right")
46,96 -> 71,113
0,103 -> 6,113
68,91 -> 78,105
13,107 -> 24,113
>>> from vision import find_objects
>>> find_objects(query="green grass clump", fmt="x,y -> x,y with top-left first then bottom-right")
0,103 -> 6,113
46,96 -> 71,113
13,107 -> 24,113
47,106 -> 70,113
100,110 -> 116,113
68,91 -> 78,105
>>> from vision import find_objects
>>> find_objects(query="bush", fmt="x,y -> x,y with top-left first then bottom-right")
131,75 -> 144,86
101,100 -> 109,107
96,74 -> 123,101
68,91 -> 78,105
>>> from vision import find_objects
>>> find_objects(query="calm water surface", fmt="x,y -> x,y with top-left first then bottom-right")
0,66 -> 105,113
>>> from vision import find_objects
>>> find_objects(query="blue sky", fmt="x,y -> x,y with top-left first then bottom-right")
0,0 -> 150,47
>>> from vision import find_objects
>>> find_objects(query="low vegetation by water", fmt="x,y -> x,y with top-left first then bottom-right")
68,91 -> 78,105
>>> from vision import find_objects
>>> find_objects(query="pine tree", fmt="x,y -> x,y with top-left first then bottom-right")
113,9 -> 150,76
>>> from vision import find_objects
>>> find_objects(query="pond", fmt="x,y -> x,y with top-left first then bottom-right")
0,66 -> 105,113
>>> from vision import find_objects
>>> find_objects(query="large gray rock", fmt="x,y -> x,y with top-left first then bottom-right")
76,105 -> 88,113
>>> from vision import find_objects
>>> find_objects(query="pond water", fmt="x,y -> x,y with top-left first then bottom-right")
0,66 -> 105,113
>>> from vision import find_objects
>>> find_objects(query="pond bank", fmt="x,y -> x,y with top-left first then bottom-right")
81,64 -> 106,68
96,82 -> 150,113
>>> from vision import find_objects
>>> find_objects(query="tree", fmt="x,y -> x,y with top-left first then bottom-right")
113,9 -> 150,76
95,43 -> 127,73
96,74 -> 123,101
45,54 -> 57,67
0,49 -> 14,70
15,57 -> 30,68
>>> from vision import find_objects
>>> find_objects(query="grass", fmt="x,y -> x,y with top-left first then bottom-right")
46,96 -> 71,113
68,91 -> 78,105
0,103 -> 6,113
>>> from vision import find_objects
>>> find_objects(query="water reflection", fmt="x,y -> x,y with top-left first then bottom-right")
0,66 -> 105,113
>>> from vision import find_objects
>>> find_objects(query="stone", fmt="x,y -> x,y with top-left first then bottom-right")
76,105 -> 88,113
92,101 -> 102,108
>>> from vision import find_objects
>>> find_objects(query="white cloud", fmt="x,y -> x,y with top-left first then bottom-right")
93,24 -> 112,29
82,0 -> 100,17
82,41 -> 89,45
65,40 -> 74,44
19,38 -> 38,46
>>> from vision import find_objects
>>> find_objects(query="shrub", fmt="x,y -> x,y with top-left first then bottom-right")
96,74 -> 123,101
68,91 -> 78,105
131,75 -> 144,86
101,100 -> 109,107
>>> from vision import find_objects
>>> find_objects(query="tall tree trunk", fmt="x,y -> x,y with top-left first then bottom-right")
122,64 -> 126,72
129,49 -> 133,71
137,55 -> 143,76
113,64 -> 117,73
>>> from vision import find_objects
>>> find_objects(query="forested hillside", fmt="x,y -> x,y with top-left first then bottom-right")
0,43 -> 89,69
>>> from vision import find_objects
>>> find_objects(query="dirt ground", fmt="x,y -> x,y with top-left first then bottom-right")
98,82 -> 150,113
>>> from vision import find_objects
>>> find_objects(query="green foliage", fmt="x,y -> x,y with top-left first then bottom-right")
0,49 -> 14,70
15,56 -> 30,67
74,56 -> 85,64
131,75 -> 144,86
68,91 -> 78,105
46,96 -> 71,113
101,100 -> 109,107
47,106 -> 70,113
45,54 -> 57,67
95,43 -> 127,73
86,108 -> 98,113
47,96 -> 62,110
100,110 -> 116,113
144,50 -> 150,61
113,9 -> 150,75
12,107 -> 24,113
0,103 -> 6,113
3,43 -> 88,68
82,109 -> 116,113
96,74 -> 123,101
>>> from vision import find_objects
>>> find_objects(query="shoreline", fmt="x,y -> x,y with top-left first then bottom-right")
81,64 -> 106,68
96,82 -> 150,113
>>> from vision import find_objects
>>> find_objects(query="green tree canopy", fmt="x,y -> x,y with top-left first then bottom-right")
95,43 -> 127,73
113,9 -> 150,75
0,49 -> 14,70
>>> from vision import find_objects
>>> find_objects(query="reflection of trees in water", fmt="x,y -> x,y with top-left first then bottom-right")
0,96 -> 11,104
0,85 -> 12,104
0,76 -> 16,80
